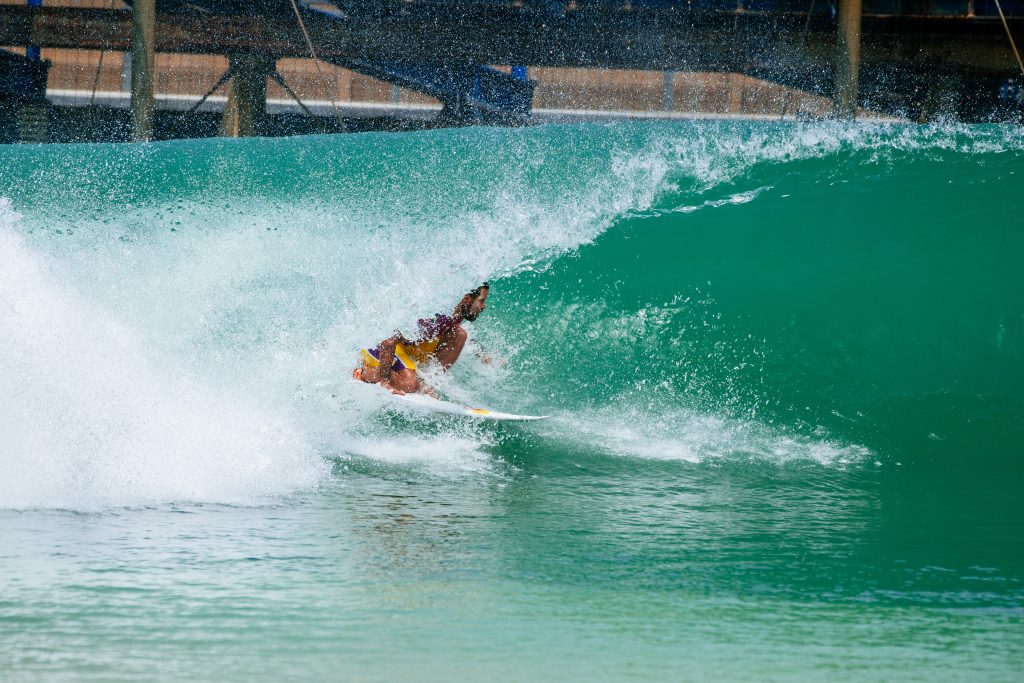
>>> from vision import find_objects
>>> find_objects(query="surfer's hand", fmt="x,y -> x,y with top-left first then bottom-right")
477,352 -> 507,367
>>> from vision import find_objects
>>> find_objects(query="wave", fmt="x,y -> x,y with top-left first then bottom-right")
1,121 -> 1021,508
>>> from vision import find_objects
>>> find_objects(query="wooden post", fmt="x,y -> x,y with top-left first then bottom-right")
833,0 -> 862,119
220,54 -> 272,138
129,0 -> 155,141
662,70 -> 674,112
727,74 -> 743,114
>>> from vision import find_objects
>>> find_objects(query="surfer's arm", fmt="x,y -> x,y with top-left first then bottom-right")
377,335 -> 400,382
434,325 -> 468,369
378,333 -> 419,395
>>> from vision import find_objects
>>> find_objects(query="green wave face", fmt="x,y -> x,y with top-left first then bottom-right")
487,124 -> 1024,467
1,121 -> 1022,509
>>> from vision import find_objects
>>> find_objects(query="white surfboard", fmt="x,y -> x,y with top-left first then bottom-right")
392,391 -> 548,422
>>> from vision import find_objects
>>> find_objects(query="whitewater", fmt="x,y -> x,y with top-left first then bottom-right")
1,121 -> 1022,681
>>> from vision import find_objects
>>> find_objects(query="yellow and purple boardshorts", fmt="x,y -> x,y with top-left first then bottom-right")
356,313 -> 459,379
359,337 -> 441,373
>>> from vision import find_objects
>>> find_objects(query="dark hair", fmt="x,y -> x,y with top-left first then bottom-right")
468,282 -> 489,298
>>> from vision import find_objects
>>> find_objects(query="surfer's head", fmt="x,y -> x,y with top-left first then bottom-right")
458,282 -> 489,321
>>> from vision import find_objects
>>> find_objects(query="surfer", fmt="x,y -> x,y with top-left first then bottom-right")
353,283 -> 489,395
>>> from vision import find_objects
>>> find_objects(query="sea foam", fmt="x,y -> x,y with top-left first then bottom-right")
0,200 -> 326,510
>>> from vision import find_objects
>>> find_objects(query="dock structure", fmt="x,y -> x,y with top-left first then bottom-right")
1,0 -> 1023,142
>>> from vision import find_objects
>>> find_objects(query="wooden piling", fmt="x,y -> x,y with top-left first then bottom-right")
833,0 -> 862,119
220,54 -> 273,138
129,0 -> 155,141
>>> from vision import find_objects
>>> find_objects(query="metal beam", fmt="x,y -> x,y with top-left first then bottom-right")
2,6 -> 1020,73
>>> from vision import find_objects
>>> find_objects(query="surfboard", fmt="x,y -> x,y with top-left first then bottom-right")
391,391 -> 548,422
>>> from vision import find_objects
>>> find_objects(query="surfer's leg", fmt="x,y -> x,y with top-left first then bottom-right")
388,368 -> 420,394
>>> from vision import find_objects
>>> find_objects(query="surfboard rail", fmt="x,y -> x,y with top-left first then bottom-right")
392,391 -> 548,422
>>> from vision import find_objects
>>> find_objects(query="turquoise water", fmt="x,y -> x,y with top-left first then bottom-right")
1,122 -> 1022,680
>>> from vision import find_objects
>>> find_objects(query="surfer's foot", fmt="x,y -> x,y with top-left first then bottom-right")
354,366 -> 381,384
